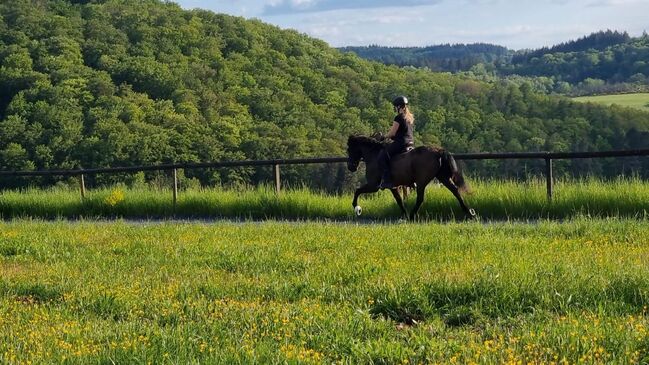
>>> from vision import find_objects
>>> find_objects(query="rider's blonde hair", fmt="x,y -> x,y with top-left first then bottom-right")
399,105 -> 415,125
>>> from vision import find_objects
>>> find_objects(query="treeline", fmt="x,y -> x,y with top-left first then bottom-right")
1,0 -> 649,191
511,30 -> 631,64
502,31 -> 649,91
339,44 -> 511,73
345,30 -> 649,96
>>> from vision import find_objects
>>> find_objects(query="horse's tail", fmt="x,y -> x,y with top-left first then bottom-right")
439,150 -> 471,194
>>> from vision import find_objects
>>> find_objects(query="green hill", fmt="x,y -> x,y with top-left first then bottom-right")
345,31 -> 649,96
1,1 -> 649,189
339,43 -> 511,72
504,31 -> 648,85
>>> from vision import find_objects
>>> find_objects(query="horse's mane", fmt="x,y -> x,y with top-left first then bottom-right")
347,135 -> 386,150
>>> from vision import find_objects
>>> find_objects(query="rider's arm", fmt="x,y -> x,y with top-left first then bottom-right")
386,121 -> 399,139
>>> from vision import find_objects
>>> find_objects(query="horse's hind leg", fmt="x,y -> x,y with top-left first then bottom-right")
440,178 -> 476,218
390,188 -> 408,218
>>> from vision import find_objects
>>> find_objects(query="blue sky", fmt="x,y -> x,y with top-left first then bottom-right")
175,0 -> 649,50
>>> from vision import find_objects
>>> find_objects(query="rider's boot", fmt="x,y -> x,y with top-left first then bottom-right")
379,170 -> 393,190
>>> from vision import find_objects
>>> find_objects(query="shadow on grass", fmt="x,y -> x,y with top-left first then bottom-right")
368,275 -> 649,327
0,283 -> 64,303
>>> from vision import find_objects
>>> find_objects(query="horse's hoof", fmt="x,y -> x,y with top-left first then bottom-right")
469,208 -> 477,218
354,206 -> 363,216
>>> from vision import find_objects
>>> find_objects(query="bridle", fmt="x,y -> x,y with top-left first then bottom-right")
347,145 -> 363,172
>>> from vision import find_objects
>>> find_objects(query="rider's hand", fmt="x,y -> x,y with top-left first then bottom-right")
371,132 -> 385,141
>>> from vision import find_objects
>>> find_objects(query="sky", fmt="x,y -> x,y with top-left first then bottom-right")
174,0 -> 649,50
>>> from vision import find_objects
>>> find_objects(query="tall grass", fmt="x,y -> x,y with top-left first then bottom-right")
1,178 -> 648,220
1,219 -> 648,363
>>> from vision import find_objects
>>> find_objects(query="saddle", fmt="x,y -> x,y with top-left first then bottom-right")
387,145 -> 415,160
387,147 -> 417,190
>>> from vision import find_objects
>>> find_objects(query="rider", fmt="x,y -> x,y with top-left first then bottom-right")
377,96 -> 415,189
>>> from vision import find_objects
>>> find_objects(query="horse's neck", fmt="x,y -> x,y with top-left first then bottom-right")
362,148 -> 379,164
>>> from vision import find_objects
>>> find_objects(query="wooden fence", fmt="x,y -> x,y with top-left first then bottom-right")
2,149 -> 649,204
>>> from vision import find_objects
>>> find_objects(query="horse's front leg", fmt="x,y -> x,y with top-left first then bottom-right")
352,183 -> 380,216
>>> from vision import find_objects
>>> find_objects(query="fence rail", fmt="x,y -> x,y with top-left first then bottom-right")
2,149 -> 649,203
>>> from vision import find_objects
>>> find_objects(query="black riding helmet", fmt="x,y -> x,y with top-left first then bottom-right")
392,96 -> 408,108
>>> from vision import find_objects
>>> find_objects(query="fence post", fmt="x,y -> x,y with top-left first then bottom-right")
79,174 -> 86,199
545,157 -> 553,201
172,168 -> 178,208
273,164 -> 281,194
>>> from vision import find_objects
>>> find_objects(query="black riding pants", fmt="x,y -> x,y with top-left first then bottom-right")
378,143 -> 407,176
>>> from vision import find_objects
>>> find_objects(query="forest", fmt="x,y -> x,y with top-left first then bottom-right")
345,31 -> 649,96
1,0 -> 649,190
339,43 -> 511,73
502,31 -> 649,94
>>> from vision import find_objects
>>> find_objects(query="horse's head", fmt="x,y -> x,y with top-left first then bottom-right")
347,135 -> 383,172
346,135 -> 363,172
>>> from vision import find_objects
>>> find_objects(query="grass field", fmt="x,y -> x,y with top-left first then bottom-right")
1,219 -> 648,364
1,179 -> 648,221
572,93 -> 649,111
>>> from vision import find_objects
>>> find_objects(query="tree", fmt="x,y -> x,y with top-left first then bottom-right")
0,142 -> 34,170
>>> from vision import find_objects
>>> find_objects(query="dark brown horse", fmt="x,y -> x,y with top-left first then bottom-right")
347,135 -> 476,220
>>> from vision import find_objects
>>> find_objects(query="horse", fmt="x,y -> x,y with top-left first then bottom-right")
346,135 -> 476,220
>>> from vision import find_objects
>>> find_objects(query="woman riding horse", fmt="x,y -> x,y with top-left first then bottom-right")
377,96 -> 414,189
347,96 -> 476,220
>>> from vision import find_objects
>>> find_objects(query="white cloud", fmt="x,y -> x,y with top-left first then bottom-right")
262,0 -> 443,15
588,0 -> 649,6
174,0 -> 649,49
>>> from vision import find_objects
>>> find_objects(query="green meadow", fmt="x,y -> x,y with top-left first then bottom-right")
1,179 -> 648,221
572,93 -> 649,111
1,219 -> 648,364
2,180 -> 648,363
